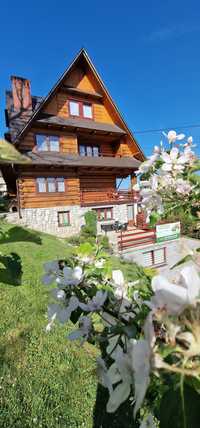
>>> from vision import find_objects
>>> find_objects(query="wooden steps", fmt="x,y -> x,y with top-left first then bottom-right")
117,227 -> 156,251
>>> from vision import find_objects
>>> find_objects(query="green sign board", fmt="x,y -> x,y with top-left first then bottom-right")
156,222 -> 181,243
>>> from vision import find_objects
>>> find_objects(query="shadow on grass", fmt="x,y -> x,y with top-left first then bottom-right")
93,384 -> 139,428
0,252 -> 22,286
0,225 -> 42,245
0,226 -> 42,286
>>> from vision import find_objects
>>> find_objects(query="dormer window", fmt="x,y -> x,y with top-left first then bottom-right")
69,100 -> 93,119
36,135 -> 59,152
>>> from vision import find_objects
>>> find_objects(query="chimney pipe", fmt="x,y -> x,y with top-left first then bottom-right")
11,76 -> 32,112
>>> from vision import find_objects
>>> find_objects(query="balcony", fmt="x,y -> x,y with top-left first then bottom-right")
80,188 -> 138,206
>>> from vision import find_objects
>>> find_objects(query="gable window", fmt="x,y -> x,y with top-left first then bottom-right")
69,100 -> 93,119
83,103 -> 92,118
36,135 -> 60,152
94,207 -> 113,221
79,144 -> 100,157
58,211 -> 70,227
36,177 -> 65,193
69,100 -> 80,116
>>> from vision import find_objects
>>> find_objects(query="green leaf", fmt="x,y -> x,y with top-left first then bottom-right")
0,139 -> 30,163
160,384 -> 200,428
123,324 -> 137,338
76,242 -> 94,256
170,255 -> 193,270
149,212 -> 161,227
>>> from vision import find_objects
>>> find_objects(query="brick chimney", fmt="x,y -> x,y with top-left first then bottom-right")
11,76 -> 32,111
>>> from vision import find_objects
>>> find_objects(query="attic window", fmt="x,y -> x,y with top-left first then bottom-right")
69,101 -> 79,116
69,100 -> 93,119
83,103 -> 92,118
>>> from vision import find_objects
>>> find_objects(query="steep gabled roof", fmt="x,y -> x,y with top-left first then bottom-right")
13,48 -> 145,160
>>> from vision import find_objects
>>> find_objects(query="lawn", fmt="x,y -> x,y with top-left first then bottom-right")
0,222 -> 97,428
0,222 -> 146,428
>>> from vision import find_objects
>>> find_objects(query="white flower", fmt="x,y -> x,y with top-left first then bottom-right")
95,258 -> 105,268
163,130 -> 185,144
136,153 -> 159,175
112,270 -> 127,299
139,414 -> 156,428
106,342 -> 134,413
51,288 -> 66,301
149,265 -> 200,315
56,266 -> 83,288
96,357 -> 113,395
161,147 -> 187,174
45,312 -> 56,332
176,178 -> 192,195
42,260 -> 60,285
132,339 -> 151,417
187,136 -> 193,145
80,290 -> 107,312
48,295 -> 79,324
68,316 -> 92,342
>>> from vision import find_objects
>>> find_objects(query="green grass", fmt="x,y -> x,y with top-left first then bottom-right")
0,222 -> 97,428
0,222 -> 148,428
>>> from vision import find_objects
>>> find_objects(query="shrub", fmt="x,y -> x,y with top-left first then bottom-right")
81,210 -> 97,239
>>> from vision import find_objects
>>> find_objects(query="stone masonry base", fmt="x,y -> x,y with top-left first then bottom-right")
6,203 -> 129,239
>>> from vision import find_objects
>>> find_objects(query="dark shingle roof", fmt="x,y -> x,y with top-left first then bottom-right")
25,152 -> 140,169
36,116 -> 126,135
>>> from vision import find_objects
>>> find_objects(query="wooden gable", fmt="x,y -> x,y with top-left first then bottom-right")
14,49 -> 144,161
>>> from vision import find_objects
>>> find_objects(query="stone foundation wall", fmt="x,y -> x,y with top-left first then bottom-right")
6,203 -> 129,238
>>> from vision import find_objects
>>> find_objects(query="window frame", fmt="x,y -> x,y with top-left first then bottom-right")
68,98 -> 94,120
58,211 -> 70,227
79,144 -> 100,157
36,177 -> 66,194
94,207 -> 113,222
35,134 -> 60,152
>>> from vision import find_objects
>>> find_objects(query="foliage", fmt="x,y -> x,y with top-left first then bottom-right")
43,131 -> 200,428
0,138 -> 30,163
81,210 -> 97,240
0,223 -> 97,428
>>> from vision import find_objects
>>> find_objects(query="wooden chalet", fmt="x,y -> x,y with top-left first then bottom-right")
3,49 -> 145,236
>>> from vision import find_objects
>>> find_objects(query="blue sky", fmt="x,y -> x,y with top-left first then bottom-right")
1,0 -> 200,157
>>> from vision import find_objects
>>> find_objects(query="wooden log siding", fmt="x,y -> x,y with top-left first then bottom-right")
80,175 -> 116,204
19,130 -> 78,153
18,175 -> 80,208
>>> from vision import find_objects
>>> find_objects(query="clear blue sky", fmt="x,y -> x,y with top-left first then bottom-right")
1,0 -> 200,157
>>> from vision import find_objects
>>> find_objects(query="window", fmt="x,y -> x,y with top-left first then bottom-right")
47,177 -> 56,193
79,144 -> 100,157
68,100 -> 93,119
58,211 -> 70,227
57,177 -> 65,192
143,248 -> 166,267
36,135 -> 59,152
37,177 -> 46,192
36,177 -> 65,193
49,136 -> 59,151
83,103 -> 92,118
69,101 -> 80,116
94,207 -> 113,221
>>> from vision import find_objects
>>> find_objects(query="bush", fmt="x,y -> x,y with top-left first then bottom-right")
81,210 -> 97,239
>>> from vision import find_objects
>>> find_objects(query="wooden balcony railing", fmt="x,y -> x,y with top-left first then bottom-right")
80,189 -> 137,206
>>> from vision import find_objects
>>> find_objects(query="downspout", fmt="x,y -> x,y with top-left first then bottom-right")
16,178 -> 22,219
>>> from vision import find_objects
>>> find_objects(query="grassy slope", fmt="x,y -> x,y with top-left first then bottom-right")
0,223 -> 97,428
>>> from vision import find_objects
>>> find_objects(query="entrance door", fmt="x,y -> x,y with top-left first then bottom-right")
127,204 -> 135,226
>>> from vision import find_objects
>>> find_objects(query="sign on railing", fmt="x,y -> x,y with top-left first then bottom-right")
156,222 -> 181,243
